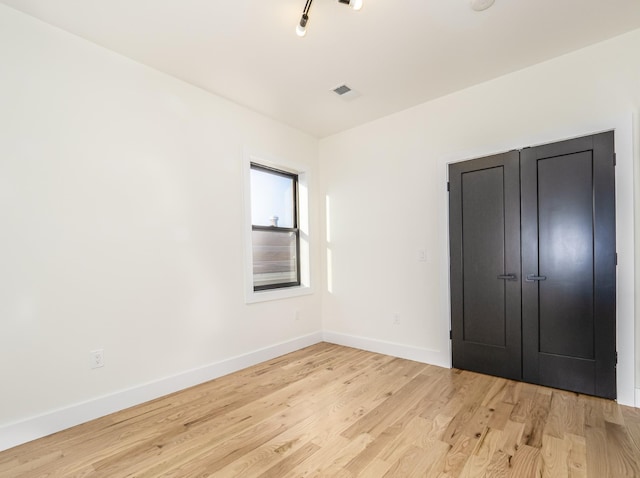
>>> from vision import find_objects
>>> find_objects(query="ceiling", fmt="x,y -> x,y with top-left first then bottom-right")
3,0 -> 640,138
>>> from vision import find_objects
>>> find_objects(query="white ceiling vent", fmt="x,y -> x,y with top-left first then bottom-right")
332,84 -> 361,101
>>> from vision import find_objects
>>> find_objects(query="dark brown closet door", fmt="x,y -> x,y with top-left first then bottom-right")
521,132 -> 616,399
449,151 -> 522,380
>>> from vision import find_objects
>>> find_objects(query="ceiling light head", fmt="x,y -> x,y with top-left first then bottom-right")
296,13 -> 308,37
338,0 -> 363,11
470,0 -> 495,11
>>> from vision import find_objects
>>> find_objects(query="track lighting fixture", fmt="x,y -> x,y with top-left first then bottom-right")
296,0 -> 363,37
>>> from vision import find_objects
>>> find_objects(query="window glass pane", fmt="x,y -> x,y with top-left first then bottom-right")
250,167 -> 295,228
252,230 -> 298,288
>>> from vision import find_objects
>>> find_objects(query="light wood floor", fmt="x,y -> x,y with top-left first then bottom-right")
1,343 -> 639,477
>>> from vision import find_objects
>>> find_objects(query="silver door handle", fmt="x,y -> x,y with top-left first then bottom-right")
497,274 -> 517,281
526,274 -> 547,281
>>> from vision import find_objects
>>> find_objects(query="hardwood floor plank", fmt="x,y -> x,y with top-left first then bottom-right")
502,381 -> 523,406
620,405 -> 640,454
487,401 -> 515,431
377,416 -> 450,464
481,378 -> 509,408
567,433 -> 587,478
602,400 -> 626,425
462,405 -> 494,440
1,343 -> 638,478
340,372 -> 432,440
521,390 -> 552,448
343,422 -> 404,475
442,374 -> 497,445
486,449 -> 511,478
585,423 -> 609,478
354,457 -> 392,477
282,433 -> 372,478
508,444 -> 542,478
604,420 -> 640,477
382,444 -> 447,478
584,395 -> 606,429
459,427 -> 502,478
510,384 -> 535,424
540,434 -> 570,478
441,433 -> 481,477
544,391 -> 585,439
498,419 -> 525,459
211,416 -> 319,477
256,441 -> 321,478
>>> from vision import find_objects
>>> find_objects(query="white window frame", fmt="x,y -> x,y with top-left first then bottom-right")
243,148 -> 312,303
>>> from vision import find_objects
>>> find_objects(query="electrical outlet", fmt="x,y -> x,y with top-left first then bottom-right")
393,313 -> 400,325
90,349 -> 104,369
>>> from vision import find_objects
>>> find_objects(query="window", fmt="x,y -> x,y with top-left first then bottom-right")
250,163 -> 300,291
243,149 -> 312,303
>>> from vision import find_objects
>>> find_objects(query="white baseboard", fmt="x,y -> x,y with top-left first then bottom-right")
635,388 -> 640,408
322,331 -> 451,369
0,331 -> 323,452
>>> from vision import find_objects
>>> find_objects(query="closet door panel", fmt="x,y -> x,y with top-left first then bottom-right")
521,131 -> 616,399
449,151 -> 521,381
537,151 -> 595,359
461,167 -> 507,346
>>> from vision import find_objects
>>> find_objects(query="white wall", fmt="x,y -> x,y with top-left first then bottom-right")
0,4 -> 322,449
319,29 -> 640,405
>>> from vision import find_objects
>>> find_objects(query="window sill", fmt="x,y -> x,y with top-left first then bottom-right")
245,285 -> 313,304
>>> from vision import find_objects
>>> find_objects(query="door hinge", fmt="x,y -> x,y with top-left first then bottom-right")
616,351 -> 618,365
615,253 -> 618,266
449,330 -> 453,340
613,153 -> 617,166
447,182 -> 450,192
